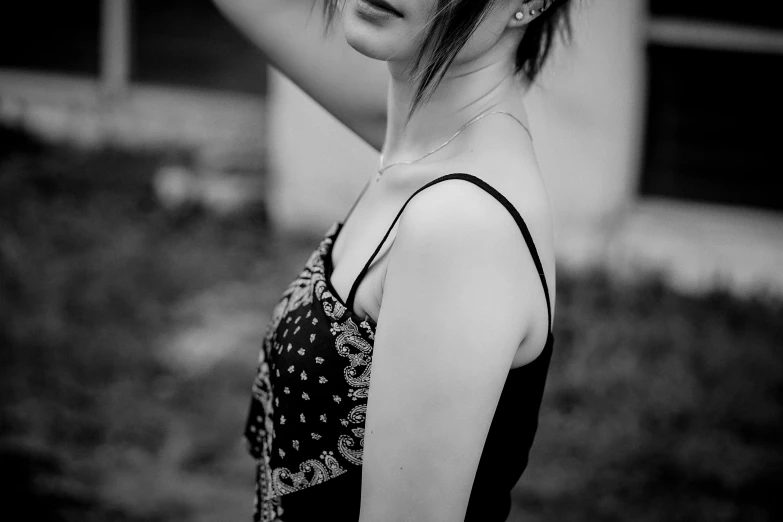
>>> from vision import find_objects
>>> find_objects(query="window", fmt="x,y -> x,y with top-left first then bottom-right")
0,0 -> 267,96
640,2 -> 783,212
131,0 -> 268,95
0,2 -> 102,76
649,1 -> 783,31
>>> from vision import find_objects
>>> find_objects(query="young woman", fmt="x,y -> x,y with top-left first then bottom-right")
215,1 -> 572,520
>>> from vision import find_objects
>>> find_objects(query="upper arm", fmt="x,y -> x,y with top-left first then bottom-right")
358,183 -> 543,522
213,0 -> 388,150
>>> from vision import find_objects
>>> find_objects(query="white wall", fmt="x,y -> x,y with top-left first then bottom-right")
525,0 -> 647,265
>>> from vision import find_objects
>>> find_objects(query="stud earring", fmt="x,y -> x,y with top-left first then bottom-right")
515,11 -> 524,20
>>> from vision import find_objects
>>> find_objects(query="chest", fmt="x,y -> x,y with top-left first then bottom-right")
329,214 -> 396,324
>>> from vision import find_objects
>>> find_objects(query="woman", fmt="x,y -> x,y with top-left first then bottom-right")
215,0 -> 572,520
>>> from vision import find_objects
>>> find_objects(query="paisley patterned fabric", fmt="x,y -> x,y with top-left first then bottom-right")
245,221 -> 379,521
245,173 -> 555,522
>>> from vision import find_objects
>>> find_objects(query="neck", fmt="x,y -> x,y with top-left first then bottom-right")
382,44 -> 526,167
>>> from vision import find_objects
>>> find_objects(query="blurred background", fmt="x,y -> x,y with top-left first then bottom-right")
0,1 -> 781,521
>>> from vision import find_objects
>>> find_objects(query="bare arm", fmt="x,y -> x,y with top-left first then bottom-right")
213,0 -> 388,150
359,182 -> 547,522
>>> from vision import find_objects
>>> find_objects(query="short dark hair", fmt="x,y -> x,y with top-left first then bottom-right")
323,0 -> 573,117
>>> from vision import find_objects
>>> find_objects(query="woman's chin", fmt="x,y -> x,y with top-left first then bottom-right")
345,34 -> 390,61
343,12 -> 405,61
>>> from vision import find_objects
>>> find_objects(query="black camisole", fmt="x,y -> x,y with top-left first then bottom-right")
244,173 -> 554,522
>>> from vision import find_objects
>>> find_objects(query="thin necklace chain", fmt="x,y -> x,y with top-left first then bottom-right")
377,110 -> 532,179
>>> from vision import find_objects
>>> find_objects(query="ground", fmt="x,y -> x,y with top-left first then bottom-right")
1,125 -> 781,521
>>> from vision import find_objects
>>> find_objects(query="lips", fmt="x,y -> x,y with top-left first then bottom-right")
362,0 -> 403,17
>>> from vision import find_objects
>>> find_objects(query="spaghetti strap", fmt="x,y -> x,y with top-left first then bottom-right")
346,173 -> 553,331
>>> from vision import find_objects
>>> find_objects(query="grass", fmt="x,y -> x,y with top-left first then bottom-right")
519,273 -> 783,521
1,125 -> 781,521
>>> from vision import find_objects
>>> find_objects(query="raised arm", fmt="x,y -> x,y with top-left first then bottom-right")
213,0 -> 388,150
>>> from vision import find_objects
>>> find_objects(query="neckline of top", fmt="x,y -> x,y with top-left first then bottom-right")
323,221 -> 378,329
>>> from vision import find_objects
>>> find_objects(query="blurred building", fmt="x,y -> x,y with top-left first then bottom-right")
0,0 -> 266,154
1,0 -> 782,295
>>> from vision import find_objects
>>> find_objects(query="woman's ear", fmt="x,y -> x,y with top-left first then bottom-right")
509,0 -> 551,27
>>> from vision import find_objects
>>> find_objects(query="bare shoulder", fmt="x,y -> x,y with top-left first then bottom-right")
443,110 -> 554,238
456,114 -> 558,311
396,177 -> 536,240
386,176 -> 553,356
